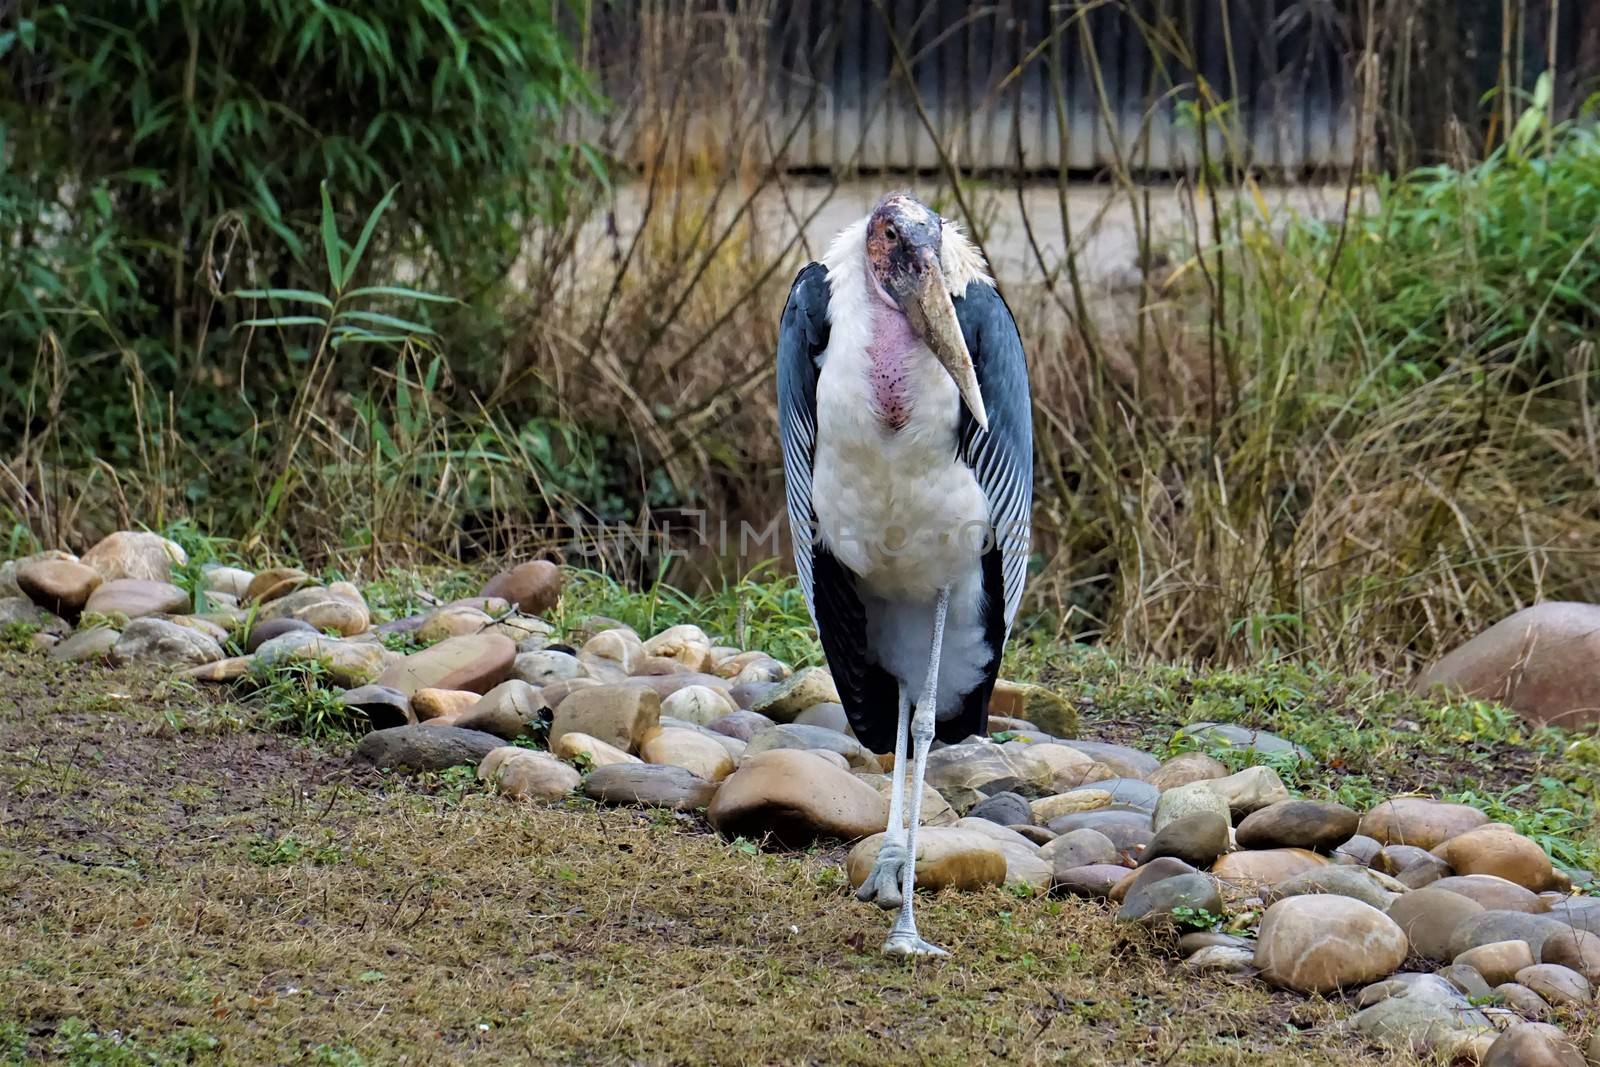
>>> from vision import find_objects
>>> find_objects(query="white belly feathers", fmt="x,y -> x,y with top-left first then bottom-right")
808,218 -> 997,713
810,305 -> 992,715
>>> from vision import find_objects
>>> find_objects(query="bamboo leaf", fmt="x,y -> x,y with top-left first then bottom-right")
235,316 -> 332,329
342,183 -> 399,289
320,180 -> 343,291
232,288 -> 335,309
344,285 -> 458,304
333,309 -> 436,334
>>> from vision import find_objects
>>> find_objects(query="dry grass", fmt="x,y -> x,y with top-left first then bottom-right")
0,651 -> 1447,1067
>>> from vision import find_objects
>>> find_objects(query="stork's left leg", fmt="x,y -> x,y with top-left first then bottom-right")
855,683 -> 911,908
882,585 -> 950,958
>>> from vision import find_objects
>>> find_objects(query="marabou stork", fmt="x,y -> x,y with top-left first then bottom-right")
777,193 -> 1033,956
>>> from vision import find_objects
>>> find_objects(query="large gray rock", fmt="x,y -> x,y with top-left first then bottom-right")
705,709 -> 776,742
0,596 -> 69,635
1174,722 -> 1312,763
1069,777 -> 1159,813
109,617 -> 223,668
584,763 -> 718,810
48,626 -> 120,663
1348,973 -> 1496,1058
1256,895 -> 1408,993
1111,857 -> 1196,905
968,791 -> 1033,827
1262,865 -> 1402,911
743,722 -> 875,769
245,617 -> 318,652
1546,896 -> 1600,936
1052,740 -> 1160,780
1117,872 -> 1222,926
354,724 -> 504,772
1450,910 -> 1571,959
1052,864 -> 1132,898
1040,827 -> 1119,870
1236,800 -> 1360,852
1142,812 -> 1230,868
1046,809 -> 1153,855
1481,1023 -> 1586,1067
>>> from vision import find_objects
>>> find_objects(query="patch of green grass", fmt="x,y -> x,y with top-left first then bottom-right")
247,661 -> 364,740
1041,645 -> 1600,874
0,1019 -> 26,1066
157,518 -> 239,569
377,630 -> 423,654
32,1017 -> 222,1066
0,622 -> 39,652
558,563 -> 820,666
1170,906 -> 1227,933
357,567 -> 483,624
248,832 -> 345,867
74,612 -> 120,632
410,765 -> 482,807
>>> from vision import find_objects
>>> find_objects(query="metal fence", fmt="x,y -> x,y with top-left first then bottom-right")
584,1 -> 1600,175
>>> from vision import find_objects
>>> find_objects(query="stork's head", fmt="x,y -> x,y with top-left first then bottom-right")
865,194 -> 988,429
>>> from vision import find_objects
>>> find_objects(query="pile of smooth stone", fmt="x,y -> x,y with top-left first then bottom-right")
3,531 -> 1597,1066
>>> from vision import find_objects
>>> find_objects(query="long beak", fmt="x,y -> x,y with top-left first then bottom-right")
909,269 -> 988,430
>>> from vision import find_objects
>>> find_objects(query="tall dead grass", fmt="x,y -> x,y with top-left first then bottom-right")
6,1 -> 1598,677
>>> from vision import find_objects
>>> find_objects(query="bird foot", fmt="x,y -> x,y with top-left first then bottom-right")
854,840 -> 907,910
882,930 -> 948,958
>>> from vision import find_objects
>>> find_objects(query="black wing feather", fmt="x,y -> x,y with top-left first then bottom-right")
945,280 -> 1034,742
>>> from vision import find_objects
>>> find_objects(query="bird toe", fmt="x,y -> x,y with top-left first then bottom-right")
882,932 -> 948,958
854,842 -> 908,909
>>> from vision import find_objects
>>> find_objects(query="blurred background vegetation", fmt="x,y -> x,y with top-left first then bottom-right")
2,0 -> 1598,677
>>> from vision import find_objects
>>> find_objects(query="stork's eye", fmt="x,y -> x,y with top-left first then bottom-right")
884,224 -> 898,242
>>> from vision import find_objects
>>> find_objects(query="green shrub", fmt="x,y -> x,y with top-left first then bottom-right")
1,0 -> 598,468
1264,105 -> 1600,395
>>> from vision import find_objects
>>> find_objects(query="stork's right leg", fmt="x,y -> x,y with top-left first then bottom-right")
855,683 -> 911,908
883,585 -> 951,957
